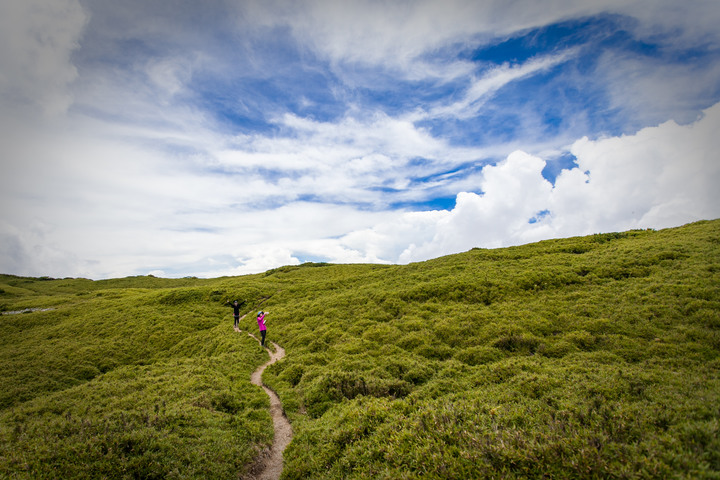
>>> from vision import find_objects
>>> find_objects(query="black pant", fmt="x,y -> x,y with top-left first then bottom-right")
233,315 -> 239,327
260,330 -> 266,346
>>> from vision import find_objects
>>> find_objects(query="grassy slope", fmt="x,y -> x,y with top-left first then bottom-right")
0,276 -> 276,478
1,220 -> 719,479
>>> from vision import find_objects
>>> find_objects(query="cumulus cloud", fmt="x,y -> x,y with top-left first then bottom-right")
557,103 -> 720,232
188,96 -> 720,273
334,101 -> 720,265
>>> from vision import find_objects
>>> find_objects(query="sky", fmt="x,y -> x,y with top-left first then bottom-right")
1,0 -> 719,280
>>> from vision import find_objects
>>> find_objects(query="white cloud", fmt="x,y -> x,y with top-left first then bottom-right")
354,150 -> 553,264
217,245 -> 302,278
214,111 -> 476,207
2,99 -> 716,279
0,0 -> 87,117
250,1 -> 720,73
598,51 -> 720,127
558,102 -> 720,231
144,55 -> 198,100
428,51 -> 577,120
331,101 -> 720,266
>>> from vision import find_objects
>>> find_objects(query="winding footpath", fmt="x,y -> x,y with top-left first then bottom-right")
235,322 -> 292,480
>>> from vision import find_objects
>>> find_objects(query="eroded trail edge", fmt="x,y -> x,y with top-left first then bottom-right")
243,334 -> 292,480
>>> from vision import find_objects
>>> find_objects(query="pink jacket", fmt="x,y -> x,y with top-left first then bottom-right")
257,313 -> 267,331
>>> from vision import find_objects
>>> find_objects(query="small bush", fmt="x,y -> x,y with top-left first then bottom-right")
278,363 -> 304,387
493,335 -> 541,354
454,345 -> 504,365
565,330 -> 599,351
537,340 -> 578,358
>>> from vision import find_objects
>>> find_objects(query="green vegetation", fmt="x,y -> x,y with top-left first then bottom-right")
0,278 -> 273,478
1,220 -> 719,478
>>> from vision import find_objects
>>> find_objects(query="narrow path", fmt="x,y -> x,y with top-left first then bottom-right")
1,307 -> 54,315
235,318 -> 292,480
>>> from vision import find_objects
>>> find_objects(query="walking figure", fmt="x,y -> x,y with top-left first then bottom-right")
225,299 -> 246,329
257,311 -> 268,347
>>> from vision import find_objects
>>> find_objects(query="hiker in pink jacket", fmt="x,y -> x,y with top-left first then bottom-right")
257,311 -> 268,347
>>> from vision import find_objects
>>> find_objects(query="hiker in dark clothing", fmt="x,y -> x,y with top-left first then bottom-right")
225,299 -> 246,329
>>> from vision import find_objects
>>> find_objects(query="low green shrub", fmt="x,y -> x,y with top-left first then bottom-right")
493,334 -> 541,354
454,345 -> 504,365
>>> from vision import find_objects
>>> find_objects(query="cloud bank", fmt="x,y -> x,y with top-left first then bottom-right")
1,0 -> 719,279
336,103 -> 720,266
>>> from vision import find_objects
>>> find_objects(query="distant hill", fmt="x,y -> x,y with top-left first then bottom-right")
1,219 -> 718,478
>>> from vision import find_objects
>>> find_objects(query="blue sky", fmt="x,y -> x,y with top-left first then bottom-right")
1,0 -> 719,279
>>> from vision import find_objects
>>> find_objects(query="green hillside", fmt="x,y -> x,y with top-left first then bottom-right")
1,220 -> 719,479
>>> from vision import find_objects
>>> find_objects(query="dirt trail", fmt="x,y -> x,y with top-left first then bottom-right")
235,318 -> 292,480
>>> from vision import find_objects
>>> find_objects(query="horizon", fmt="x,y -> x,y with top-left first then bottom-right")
1,0 -> 719,280
0,220 -> 712,281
